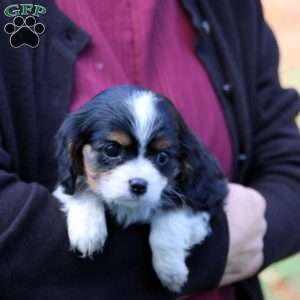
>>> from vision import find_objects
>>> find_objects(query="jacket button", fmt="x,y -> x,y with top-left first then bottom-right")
201,21 -> 211,34
65,29 -> 73,42
238,153 -> 248,162
222,83 -> 233,95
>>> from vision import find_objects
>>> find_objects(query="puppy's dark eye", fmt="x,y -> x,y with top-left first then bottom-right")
156,152 -> 169,166
104,142 -> 122,158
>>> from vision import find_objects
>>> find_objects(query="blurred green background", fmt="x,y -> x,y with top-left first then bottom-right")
260,1 -> 300,299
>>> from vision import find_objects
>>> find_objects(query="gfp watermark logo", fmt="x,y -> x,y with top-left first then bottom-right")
3,4 -> 46,48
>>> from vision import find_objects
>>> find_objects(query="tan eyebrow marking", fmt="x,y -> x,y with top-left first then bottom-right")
151,138 -> 172,150
107,131 -> 132,146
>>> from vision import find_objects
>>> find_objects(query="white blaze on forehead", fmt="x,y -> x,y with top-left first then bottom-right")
127,91 -> 158,147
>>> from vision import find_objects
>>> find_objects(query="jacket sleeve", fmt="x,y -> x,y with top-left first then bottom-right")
247,1 -> 300,268
181,209 -> 229,293
0,134 -> 71,297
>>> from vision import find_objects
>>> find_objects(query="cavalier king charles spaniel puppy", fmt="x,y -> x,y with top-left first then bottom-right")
53,85 -> 227,292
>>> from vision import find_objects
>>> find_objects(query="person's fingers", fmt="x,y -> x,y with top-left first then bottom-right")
220,183 -> 267,287
220,252 -> 263,286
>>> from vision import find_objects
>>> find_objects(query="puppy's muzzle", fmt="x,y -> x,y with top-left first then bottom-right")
129,178 -> 148,196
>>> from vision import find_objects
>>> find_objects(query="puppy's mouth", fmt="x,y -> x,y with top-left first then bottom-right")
108,194 -> 152,208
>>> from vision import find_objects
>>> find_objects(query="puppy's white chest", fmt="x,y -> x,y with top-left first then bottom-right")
108,203 -> 155,227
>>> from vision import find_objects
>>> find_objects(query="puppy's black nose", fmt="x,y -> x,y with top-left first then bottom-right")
129,178 -> 148,196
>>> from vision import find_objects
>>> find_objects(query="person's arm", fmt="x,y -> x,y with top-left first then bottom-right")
246,0 -> 300,268
185,0 -> 300,291
220,183 -> 267,286
0,143 -> 69,294
220,2 -> 300,286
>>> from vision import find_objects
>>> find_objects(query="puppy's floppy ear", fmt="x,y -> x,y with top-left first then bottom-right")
55,114 -> 86,195
177,118 -> 228,214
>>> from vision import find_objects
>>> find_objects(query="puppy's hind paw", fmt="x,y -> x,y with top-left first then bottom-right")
157,263 -> 188,293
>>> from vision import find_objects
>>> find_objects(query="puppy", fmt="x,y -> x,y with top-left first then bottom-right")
53,85 -> 227,292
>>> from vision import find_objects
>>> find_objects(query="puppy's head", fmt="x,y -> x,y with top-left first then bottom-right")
55,85 -> 227,212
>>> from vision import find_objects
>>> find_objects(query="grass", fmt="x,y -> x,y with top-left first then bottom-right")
260,255 -> 300,300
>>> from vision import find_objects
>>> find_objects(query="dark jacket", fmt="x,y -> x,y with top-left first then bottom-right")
0,0 -> 299,299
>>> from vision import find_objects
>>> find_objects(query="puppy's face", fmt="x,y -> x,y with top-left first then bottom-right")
56,85 -> 227,213
81,122 -> 179,209
60,88 -> 181,209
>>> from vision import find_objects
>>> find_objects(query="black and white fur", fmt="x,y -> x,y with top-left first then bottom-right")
53,85 -> 227,292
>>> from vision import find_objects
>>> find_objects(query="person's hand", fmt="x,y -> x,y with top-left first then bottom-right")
220,183 -> 267,286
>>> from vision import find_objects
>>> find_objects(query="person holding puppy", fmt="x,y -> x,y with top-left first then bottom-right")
0,1 -> 299,300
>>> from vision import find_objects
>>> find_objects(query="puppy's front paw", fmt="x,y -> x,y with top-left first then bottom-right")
68,216 -> 107,258
154,257 -> 188,293
54,187 -> 108,258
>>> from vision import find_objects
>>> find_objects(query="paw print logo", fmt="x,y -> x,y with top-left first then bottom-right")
4,16 -> 45,48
